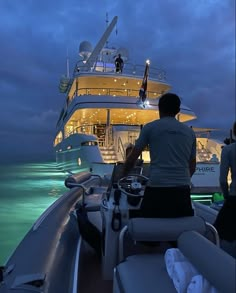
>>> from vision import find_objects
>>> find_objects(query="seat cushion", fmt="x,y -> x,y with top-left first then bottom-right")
114,254 -> 176,293
178,231 -> 236,293
127,216 -> 206,242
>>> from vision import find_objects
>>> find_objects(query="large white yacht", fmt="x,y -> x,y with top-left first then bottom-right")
53,16 -> 223,193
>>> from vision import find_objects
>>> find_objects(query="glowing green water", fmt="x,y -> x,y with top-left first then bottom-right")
0,162 -> 68,265
0,161 -> 218,265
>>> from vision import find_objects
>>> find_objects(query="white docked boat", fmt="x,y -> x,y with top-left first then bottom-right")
190,127 -> 224,195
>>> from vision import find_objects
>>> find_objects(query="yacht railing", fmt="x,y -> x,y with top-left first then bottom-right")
65,125 -> 94,138
73,61 -> 167,81
117,137 -> 126,161
196,137 -> 222,163
64,124 -> 113,148
70,87 -> 161,100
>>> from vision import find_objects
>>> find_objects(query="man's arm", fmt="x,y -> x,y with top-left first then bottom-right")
219,148 -> 229,197
189,136 -> 197,177
189,157 -> 196,177
122,146 -> 142,177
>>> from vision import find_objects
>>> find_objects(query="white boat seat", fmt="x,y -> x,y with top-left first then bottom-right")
118,216 -> 219,262
128,216 -> 206,241
114,231 -> 236,293
193,201 -> 218,224
114,254 -> 176,293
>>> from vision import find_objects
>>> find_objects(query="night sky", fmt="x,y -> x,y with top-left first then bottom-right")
0,0 -> 235,163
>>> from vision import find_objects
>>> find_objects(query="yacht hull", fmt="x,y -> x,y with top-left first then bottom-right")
55,133 -> 104,173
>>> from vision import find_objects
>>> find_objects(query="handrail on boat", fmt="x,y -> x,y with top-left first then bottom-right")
65,182 -> 87,205
117,137 -> 125,161
205,222 -> 220,247
68,86 -> 163,101
65,173 -> 103,205
73,60 -> 167,81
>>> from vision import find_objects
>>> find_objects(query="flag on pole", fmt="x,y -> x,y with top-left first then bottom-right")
139,60 -> 150,103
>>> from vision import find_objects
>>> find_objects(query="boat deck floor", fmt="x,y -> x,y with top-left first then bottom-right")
77,196 -> 172,292
78,241 -> 113,293
78,237 -> 171,293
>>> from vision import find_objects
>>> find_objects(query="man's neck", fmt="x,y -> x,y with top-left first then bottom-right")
159,113 -> 175,119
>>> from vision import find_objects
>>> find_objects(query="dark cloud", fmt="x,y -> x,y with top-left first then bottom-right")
0,0 -> 235,163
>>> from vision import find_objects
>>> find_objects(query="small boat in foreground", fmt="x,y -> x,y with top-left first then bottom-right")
0,163 -> 235,293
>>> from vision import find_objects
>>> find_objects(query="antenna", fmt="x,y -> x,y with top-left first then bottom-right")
84,16 -> 118,71
106,12 -> 109,28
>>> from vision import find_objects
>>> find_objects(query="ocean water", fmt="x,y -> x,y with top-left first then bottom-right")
0,161 -> 68,265
0,160 -> 222,266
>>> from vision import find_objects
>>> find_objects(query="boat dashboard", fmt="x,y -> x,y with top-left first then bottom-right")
102,162 -> 150,222
106,162 -> 149,197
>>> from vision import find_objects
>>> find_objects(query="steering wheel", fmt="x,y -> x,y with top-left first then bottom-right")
117,174 -> 149,197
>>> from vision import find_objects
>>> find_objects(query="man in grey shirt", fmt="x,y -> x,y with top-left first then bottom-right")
121,93 -> 196,217
219,123 -> 236,197
214,121 -> 236,244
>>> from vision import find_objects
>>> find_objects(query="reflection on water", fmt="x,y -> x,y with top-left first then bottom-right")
0,161 -> 68,265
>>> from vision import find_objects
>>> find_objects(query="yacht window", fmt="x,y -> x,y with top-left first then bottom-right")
81,141 -> 98,146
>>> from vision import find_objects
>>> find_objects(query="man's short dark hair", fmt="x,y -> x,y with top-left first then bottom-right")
158,93 -> 181,116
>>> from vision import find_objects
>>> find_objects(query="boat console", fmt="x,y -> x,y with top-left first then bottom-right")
65,162 -> 151,280
101,162 -> 150,280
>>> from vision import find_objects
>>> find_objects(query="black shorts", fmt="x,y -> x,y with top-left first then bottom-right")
214,196 -> 236,241
130,186 -> 194,218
